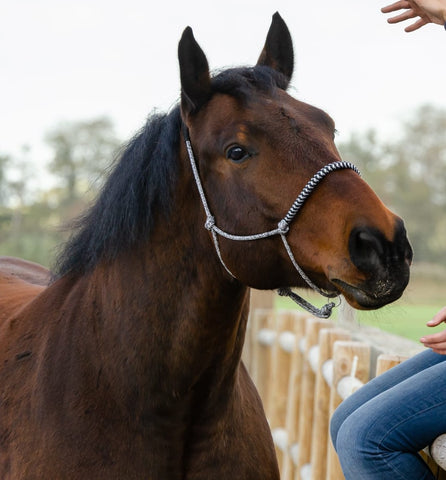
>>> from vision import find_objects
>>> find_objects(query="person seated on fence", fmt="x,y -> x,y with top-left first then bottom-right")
330,5 -> 446,478
331,306 -> 446,479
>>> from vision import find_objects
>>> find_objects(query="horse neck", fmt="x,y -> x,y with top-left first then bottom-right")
67,155 -> 250,413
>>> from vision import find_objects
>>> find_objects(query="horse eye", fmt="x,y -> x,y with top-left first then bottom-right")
226,145 -> 250,163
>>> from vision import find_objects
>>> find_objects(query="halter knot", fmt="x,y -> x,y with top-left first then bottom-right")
205,216 -> 215,231
278,219 -> 290,235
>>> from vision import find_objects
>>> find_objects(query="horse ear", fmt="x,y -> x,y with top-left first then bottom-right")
257,12 -> 294,87
178,27 -> 212,117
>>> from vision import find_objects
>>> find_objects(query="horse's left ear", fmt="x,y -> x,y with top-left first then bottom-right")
257,12 -> 294,87
178,27 -> 212,117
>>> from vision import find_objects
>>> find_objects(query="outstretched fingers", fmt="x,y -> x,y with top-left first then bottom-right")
404,17 -> 430,31
381,0 -> 445,30
421,330 -> 446,354
385,9 -> 418,23
421,307 -> 446,354
381,0 -> 421,29
427,306 -> 446,327
381,1 -> 412,15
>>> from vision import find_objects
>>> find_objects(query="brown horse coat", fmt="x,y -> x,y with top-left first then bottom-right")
0,13 -> 411,480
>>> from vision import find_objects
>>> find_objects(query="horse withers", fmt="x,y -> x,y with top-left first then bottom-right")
0,13 -> 412,480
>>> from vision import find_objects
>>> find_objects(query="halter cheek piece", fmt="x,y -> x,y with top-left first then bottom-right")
183,126 -> 360,318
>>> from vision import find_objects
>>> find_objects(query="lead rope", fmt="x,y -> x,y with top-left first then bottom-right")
183,126 -> 360,318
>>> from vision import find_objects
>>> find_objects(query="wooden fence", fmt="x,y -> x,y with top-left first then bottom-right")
245,291 -> 446,480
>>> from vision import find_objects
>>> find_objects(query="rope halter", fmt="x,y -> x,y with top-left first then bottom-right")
183,126 -> 360,318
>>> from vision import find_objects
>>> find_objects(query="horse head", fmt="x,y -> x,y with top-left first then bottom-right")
177,13 -> 412,311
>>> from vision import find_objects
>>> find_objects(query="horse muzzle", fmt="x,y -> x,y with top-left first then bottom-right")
331,220 -> 412,309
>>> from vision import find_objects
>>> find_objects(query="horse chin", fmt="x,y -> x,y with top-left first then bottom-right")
330,278 -> 405,310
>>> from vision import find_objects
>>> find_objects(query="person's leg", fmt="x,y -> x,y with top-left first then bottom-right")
333,350 -> 446,479
330,349 -> 446,447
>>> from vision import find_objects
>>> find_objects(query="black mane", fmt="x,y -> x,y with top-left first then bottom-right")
53,65 -> 285,278
53,107 -> 182,278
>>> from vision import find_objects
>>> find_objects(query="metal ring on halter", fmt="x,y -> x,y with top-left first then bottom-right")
183,125 -> 361,318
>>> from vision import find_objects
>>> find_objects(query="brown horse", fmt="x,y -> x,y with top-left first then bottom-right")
0,257 -> 50,286
0,13 -> 412,479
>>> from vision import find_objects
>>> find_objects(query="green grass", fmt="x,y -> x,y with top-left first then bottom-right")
275,265 -> 446,343
356,303 -> 445,343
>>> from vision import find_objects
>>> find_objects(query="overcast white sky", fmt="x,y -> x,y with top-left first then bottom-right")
1,0 -> 446,183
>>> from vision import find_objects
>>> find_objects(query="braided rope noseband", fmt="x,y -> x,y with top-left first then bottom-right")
183,127 -> 360,318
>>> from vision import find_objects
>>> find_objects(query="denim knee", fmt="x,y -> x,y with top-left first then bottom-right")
334,409 -> 378,466
330,399 -> 354,451
334,409 -> 437,480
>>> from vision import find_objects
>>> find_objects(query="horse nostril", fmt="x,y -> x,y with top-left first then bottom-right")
357,230 -> 384,257
349,222 -> 413,274
349,227 -> 385,272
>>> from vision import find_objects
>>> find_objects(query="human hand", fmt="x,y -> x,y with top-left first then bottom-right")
420,306 -> 446,354
381,0 -> 446,32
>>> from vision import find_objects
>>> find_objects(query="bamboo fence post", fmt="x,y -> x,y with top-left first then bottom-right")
244,290 -> 275,371
295,317 -> 334,480
375,353 -> 408,376
250,309 -> 277,410
326,341 -> 371,480
310,328 -> 351,480
267,310 -> 300,468
280,313 -> 308,480
267,310 -> 298,429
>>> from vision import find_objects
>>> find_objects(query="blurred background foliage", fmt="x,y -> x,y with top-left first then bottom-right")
1,104 -> 446,275
0,116 -> 121,267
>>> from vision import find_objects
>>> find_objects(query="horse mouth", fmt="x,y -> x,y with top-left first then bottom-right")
330,278 -> 404,310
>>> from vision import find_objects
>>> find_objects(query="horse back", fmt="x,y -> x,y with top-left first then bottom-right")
0,270 -> 46,327
0,256 -> 50,286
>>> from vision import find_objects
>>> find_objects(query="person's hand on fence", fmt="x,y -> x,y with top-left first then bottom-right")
381,0 -> 446,32
420,306 -> 446,354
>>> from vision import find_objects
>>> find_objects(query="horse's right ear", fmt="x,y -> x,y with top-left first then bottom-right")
178,27 -> 212,117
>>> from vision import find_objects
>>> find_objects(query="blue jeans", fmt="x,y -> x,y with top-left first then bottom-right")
330,349 -> 446,479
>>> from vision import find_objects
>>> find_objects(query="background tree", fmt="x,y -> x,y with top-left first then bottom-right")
45,117 -> 121,201
0,154 -> 9,204
0,153 -> 11,242
338,104 -> 446,264
0,117 -> 122,266
337,129 -> 391,202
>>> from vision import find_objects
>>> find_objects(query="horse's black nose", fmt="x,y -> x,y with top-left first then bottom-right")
349,221 -> 412,274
